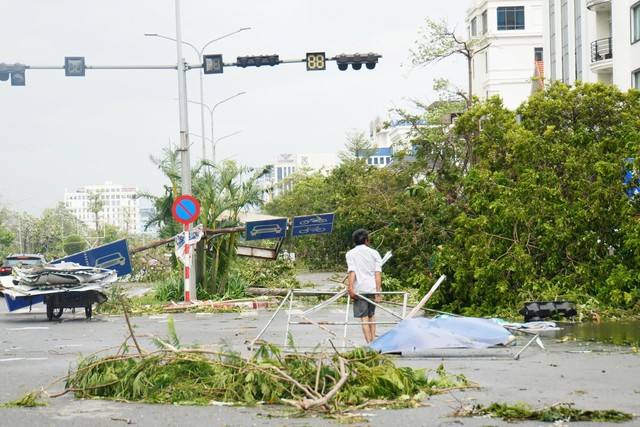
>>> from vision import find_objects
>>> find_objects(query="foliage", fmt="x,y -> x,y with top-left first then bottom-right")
129,247 -> 174,283
63,234 -> 87,255
0,392 -> 45,408
192,159 -> 271,295
263,82 -> 640,319
236,257 -> 300,289
264,170 -> 344,271
86,191 -> 105,234
60,332 -> 473,412
409,17 -> 488,109
442,82 -> 640,315
0,203 -> 92,260
152,270 -> 188,302
0,207 -> 16,257
141,148 -> 272,296
137,147 -> 183,239
337,130 -> 377,163
458,402 -> 633,422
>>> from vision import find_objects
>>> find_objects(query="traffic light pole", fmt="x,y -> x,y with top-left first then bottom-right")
173,0 -> 197,303
5,46 -> 381,304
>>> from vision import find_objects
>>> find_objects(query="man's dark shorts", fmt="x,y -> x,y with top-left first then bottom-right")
353,294 -> 376,318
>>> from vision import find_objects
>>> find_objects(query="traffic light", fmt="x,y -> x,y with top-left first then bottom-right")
203,54 -> 224,74
236,55 -> 280,68
65,57 -> 86,76
0,63 -> 27,86
11,69 -> 25,86
335,53 -> 381,71
306,52 -> 326,71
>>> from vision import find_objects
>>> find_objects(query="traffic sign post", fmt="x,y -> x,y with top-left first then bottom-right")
172,195 -> 201,302
292,213 -> 334,237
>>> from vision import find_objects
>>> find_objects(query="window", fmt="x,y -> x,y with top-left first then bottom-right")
534,47 -> 543,61
482,10 -> 488,34
633,69 -> 640,89
497,6 -> 525,30
471,17 -> 477,36
633,2 -> 640,43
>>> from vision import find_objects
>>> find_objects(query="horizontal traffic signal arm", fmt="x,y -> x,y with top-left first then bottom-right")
2,51 -> 383,86
204,52 -> 382,72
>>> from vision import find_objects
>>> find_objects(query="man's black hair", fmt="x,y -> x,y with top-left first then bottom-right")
352,229 -> 369,245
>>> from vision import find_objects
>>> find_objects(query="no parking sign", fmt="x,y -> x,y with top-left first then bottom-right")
172,195 -> 200,224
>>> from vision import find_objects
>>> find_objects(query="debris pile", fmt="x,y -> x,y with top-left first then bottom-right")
0,262 -> 117,300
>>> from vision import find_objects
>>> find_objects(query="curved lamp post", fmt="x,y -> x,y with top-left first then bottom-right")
186,91 -> 245,163
145,27 -> 250,161
213,131 -> 242,163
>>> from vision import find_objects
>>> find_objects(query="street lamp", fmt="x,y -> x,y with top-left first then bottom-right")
145,27 -> 250,161
214,131 -> 242,162
186,91 -> 246,163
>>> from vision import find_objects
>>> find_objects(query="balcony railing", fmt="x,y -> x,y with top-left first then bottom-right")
591,37 -> 612,62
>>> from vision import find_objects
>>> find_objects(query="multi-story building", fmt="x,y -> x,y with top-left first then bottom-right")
368,116 -> 412,166
466,0 -> 545,109
544,0 -> 640,90
64,181 -> 142,234
265,153 -> 339,199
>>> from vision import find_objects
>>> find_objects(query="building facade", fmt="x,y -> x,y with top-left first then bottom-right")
544,0 -> 640,90
368,116 -> 414,166
466,0 -> 545,109
265,153 -> 339,199
64,181 -> 142,234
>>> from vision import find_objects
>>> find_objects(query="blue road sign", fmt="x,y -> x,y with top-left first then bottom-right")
54,239 -> 132,277
245,218 -> 288,241
292,213 -> 334,237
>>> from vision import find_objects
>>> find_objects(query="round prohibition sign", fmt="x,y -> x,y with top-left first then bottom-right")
172,195 -> 201,225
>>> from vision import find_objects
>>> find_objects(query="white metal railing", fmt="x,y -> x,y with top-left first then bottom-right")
248,289 -> 408,352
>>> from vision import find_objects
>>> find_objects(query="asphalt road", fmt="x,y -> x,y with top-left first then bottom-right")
1,277 -> 639,426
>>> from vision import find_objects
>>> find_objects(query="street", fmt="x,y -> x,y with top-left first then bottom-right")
1,284 -> 639,426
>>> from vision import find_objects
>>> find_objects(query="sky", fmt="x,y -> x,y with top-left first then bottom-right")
1,0 -> 469,215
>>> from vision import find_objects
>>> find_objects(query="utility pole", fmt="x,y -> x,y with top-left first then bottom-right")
4,17 -> 382,304
173,0 -> 196,301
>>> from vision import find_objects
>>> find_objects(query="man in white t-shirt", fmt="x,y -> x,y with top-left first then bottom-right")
345,229 -> 382,344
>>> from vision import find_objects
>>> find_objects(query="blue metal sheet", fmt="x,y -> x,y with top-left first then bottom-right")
53,239 -> 132,277
5,294 -> 44,311
245,218 -> 287,241
292,213 -> 334,237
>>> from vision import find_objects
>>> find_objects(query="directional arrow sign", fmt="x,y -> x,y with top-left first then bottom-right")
245,218 -> 287,241
292,213 -> 334,237
172,195 -> 201,225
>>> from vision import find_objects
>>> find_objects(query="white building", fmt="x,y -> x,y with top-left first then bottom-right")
466,0 -> 545,109
544,0 -> 640,90
64,181 -> 142,234
267,152 -> 339,199
368,116 -> 412,166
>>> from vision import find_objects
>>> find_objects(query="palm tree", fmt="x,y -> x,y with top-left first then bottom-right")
137,147 -> 183,238
142,148 -> 272,295
193,159 -> 272,294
